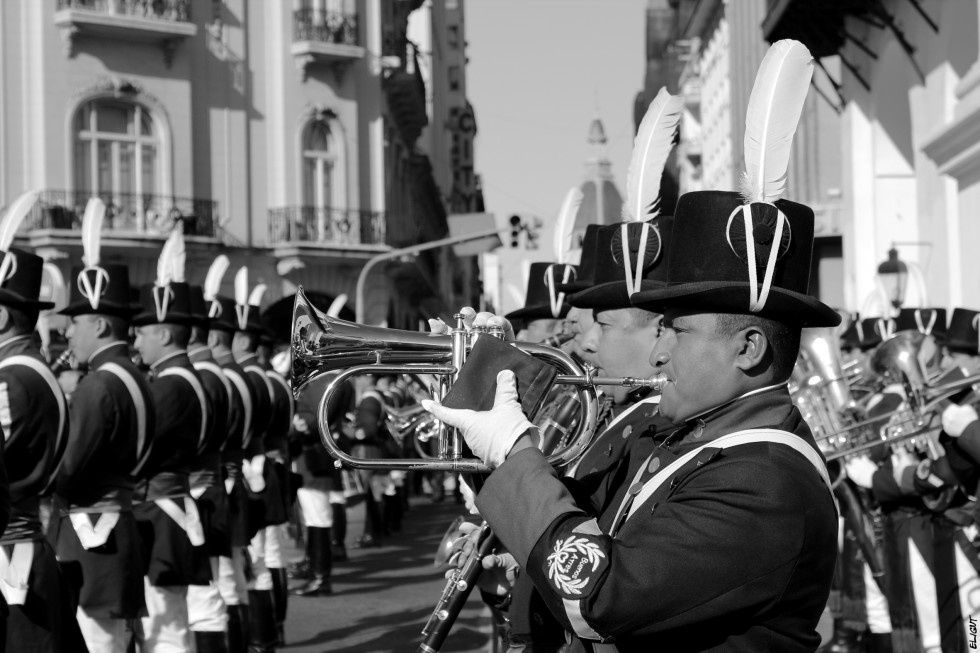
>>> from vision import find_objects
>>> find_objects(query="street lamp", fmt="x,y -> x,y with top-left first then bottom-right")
876,246 -> 909,309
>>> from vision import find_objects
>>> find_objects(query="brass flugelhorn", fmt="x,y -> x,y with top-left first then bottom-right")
291,287 -> 668,473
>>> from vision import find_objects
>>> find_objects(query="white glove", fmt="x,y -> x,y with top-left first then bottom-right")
845,455 -> 877,489
422,370 -> 534,469
942,403 -> 979,437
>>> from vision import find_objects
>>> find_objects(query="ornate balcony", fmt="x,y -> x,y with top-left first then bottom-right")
268,207 -> 386,249
54,0 -> 197,67
291,8 -> 364,82
20,190 -> 221,241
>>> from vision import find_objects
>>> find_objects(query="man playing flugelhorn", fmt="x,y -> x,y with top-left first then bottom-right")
424,40 -> 839,651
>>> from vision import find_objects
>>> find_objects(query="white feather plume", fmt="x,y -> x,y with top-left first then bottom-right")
155,225 -> 186,287
623,87 -> 683,221
203,255 -> 229,301
327,293 -> 348,318
552,187 -> 583,264
81,198 -> 107,267
740,39 -> 814,205
248,283 -> 266,307
235,267 -> 248,307
0,190 -> 39,253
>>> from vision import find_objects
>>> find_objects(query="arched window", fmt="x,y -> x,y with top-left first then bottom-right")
301,115 -> 351,242
73,98 -> 159,230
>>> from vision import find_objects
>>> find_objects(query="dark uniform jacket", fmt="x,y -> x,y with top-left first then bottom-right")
238,353 -> 272,458
477,385 -> 837,653
188,345 -> 233,558
0,336 -> 67,542
134,350 -> 209,587
54,341 -> 153,618
135,351 -> 204,500
264,367 -> 293,454
213,349 -> 254,545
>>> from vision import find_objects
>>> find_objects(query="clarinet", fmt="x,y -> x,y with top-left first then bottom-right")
50,349 -> 75,374
418,522 -> 499,653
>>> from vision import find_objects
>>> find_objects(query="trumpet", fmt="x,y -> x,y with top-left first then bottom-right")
291,287 -> 668,473
50,349 -> 75,374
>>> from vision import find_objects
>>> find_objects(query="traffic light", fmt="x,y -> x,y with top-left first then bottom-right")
509,215 -> 522,248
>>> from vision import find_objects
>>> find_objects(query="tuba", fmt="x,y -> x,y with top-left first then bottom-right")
291,286 -> 667,473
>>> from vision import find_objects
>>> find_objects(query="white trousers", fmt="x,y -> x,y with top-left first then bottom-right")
76,607 -> 128,653
248,530 -> 273,591
137,578 -> 191,652
187,557 -> 228,633
864,562 -> 892,634
296,486 -> 332,528
217,548 -> 249,606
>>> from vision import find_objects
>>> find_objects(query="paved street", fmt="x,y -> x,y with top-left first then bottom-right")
281,495 -> 497,653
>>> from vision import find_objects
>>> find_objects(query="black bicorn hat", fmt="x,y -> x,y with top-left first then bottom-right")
839,313 -> 861,350
893,307 -> 948,344
0,248 -> 56,310
504,262 -> 576,322
569,217 -> 672,311
132,226 -> 196,327
188,285 -> 210,330
61,263 -> 140,318
232,266 -> 268,335
556,224 -> 602,294
629,191 -> 840,327
945,308 -> 980,353
0,191 -> 54,309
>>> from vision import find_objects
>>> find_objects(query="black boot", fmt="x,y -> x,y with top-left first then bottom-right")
227,604 -> 250,653
291,527 -> 333,596
331,503 -> 348,561
271,567 -> 288,644
194,630 -> 231,653
359,495 -> 383,547
247,589 -> 278,653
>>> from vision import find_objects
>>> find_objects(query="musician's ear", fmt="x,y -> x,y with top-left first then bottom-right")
0,306 -> 10,332
93,315 -> 112,339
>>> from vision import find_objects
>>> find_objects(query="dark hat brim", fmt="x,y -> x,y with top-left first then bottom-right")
556,279 -> 592,294
61,300 -> 141,318
630,281 -> 841,328
131,311 -> 198,327
504,302 -> 570,321
0,289 -> 55,311
569,280 -> 666,311
945,338 -> 979,354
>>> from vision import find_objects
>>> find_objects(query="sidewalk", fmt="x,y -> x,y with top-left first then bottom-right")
282,495 -> 498,652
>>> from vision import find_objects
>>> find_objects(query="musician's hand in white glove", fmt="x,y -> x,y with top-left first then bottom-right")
446,521 -> 519,596
942,403 -> 979,437
422,370 -> 534,469
427,307 -> 516,342
845,455 -> 877,489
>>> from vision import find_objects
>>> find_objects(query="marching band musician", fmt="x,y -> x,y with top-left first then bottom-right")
230,268 -> 283,653
204,258 -> 257,653
350,376 -> 398,548
186,285 -> 234,653
255,331 -> 294,645
505,262 -> 575,345
0,193 -> 69,652
55,200 -> 154,652
130,226 -> 212,652
426,40 -> 839,652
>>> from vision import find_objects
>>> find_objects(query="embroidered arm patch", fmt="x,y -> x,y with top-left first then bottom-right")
545,533 -> 609,599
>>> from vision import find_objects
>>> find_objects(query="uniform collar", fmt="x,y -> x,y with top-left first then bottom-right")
213,349 -> 235,365
150,350 -> 190,372
236,352 -> 258,367
0,335 -> 34,356
663,383 -> 795,450
187,345 -> 213,363
90,341 -> 130,368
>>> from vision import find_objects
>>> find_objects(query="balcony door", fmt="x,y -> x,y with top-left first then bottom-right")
302,118 -> 336,241
74,99 -> 159,231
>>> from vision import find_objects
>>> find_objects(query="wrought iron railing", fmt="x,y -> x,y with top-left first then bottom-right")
293,8 -> 359,45
22,190 -> 220,239
56,0 -> 192,22
268,206 -> 386,246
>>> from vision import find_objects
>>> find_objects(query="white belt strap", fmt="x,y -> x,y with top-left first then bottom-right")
99,362 -> 148,456
70,512 -> 120,550
0,542 -> 34,605
159,367 -> 209,451
225,369 -> 253,448
0,355 -> 67,443
193,360 -> 233,426
613,429 -> 834,529
154,498 -> 205,546
245,364 -> 275,403
565,395 -> 660,478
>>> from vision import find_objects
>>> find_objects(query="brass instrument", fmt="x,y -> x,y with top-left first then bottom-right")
291,287 -> 668,473
810,330 -> 980,460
